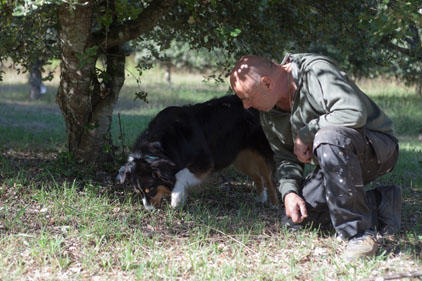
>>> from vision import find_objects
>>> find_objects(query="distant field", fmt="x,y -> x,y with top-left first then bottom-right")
0,63 -> 228,149
0,62 -> 421,280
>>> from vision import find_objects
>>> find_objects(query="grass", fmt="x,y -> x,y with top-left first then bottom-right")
0,61 -> 422,280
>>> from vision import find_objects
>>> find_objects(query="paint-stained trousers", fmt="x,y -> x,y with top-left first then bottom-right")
301,126 -> 399,239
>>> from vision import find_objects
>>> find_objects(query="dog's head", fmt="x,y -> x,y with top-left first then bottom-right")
116,142 -> 176,209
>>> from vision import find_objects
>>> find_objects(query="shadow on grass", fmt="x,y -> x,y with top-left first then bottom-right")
371,94 -> 422,136
0,91 -> 421,259
392,115 -> 422,137
1,147 -> 421,259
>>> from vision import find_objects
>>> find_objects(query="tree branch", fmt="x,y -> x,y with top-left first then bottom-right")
94,0 -> 177,50
381,38 -> 412,56
404,24 -> 421,52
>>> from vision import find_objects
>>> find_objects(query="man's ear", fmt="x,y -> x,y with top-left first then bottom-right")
261,76 -> 272,90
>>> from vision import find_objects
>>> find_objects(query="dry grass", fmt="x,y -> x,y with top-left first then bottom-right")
0,62 -> 421,280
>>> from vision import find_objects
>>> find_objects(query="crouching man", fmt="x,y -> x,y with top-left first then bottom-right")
229,53 -> 401,260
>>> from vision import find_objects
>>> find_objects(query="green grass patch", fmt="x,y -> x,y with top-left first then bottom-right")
0,66 -> 421,280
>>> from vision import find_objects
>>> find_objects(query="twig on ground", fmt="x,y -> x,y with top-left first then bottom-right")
202,224 -> 259,255
360,271 -> 422,281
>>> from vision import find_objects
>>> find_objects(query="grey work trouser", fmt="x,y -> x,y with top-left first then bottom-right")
300,126 -> 399,239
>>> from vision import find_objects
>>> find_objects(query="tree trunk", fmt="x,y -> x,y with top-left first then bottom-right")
29,60 -> 43,100
55,0 -> 178,165
78,46 -> 126,163
57,2 -> 96,161
57,2 -> 126,164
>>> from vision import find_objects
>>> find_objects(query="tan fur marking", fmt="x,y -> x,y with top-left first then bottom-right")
150,185 -> 171,207
233,149 -> 279,207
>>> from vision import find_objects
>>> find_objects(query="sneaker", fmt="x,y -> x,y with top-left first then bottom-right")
343,231 -> 378,261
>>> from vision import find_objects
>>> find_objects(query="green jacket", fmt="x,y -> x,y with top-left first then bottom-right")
260,53 -> 394,201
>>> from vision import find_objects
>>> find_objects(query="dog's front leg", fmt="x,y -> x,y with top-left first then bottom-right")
171,168 -> 202,208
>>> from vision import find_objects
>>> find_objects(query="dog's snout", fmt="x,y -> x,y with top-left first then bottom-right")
116,165 -> 128,184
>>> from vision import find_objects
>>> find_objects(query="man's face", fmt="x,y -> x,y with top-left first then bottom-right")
232,76 -> 276,112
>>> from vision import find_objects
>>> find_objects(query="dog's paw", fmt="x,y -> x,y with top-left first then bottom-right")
255,189 -> 268,203
171,191 -> 186,208
142,197 -> 156,211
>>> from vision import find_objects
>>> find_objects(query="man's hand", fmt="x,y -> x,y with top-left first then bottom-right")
284,192 -> 308,223
294,136 -> 312,163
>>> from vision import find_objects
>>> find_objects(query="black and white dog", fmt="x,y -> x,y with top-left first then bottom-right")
117,95 -> 278,210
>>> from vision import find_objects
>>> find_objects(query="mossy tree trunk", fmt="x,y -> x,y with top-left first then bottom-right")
56,0 -> 176,164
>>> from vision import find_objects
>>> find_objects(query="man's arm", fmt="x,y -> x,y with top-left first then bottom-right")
259,110 -> 305,213
296,60 -> 368,146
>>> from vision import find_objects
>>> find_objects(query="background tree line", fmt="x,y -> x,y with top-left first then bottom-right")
0,0 -> 421,166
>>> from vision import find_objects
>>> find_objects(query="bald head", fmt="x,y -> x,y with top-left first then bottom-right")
230,55 -> 275,93
230,55 -> 293,112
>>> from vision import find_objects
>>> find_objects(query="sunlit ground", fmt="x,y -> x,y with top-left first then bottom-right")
0,61 -> 421,280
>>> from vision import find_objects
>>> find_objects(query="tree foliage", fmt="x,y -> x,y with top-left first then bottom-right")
370,0 -> 422,92
2,1 -> 421,81
1,0 -> 421,163
134,40 -> 231,85
0,1 -> 59,80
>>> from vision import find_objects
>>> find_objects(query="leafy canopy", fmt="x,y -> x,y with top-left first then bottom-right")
2,0 -> 421,88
